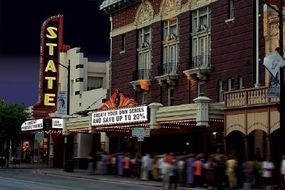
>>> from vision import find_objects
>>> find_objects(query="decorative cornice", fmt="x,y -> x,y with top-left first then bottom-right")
111,0 -> 216,37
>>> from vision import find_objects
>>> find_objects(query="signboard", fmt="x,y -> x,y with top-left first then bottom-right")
91,106 -> 148,126
21,119 -> 44,131
33,15 -> 63,117
132,128 -> 150,142
57,91 -> 67,116
52,118 -> 64,129
267,74 -> 280,98
21,118 -> 63,131
263,52 -> 285,77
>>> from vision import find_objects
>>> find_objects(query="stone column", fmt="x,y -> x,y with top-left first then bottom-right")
193,95 -> 211,127
148,102 -> 163,129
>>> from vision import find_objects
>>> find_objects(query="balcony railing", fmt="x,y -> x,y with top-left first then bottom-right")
158,62 -> 179,75
225,86 -> 279,108
132,69 -> 151,81
191,55 -> 211,69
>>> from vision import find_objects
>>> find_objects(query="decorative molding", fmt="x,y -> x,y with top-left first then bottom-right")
160,0 -> 182,19
135,1 -> 154,27
225,114 -> 245,136
189,0 -> 212,10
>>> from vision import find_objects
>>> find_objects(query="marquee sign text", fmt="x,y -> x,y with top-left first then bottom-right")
92,106 -> 148,126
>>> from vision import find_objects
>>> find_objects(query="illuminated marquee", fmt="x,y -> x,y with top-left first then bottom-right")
91,106 -> 148,126
34,15 -> 63,113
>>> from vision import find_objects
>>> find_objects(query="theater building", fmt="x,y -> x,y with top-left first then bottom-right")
23,15 -> 109,168
96,0 -> 262,158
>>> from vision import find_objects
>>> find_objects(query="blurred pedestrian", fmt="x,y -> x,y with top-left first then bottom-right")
177,158 -> 185,185
161,155 -> 171,190
169,159 -> 178,190
193,155 -> 203,187
262,157 -> 274,190
205,156 -> 216,190
123,153 -> 130,177
186,154 -> 195,187
87,152 -> 95,175
280,154 -> 285,190
118,154 -> 124,176
226,155 -> 238,189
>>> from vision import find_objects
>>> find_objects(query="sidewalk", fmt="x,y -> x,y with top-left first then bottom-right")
14,163 -> 200,189
10,163 -> 261,190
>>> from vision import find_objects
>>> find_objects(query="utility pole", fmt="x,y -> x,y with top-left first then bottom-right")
67,61 -> 70,115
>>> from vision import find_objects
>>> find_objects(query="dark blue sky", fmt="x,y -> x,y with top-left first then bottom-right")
0,0 -> 110,106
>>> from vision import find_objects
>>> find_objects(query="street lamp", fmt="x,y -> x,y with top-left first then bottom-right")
58,61 -> 73,171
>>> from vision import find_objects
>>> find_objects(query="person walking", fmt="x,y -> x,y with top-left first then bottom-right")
169,159 -> 178,190
87,152 -> 95,175
161,155 -> 171,190
193,155 -> 203,187
280,154 -> 285,190
226,155 -> 238,189
123,153 -> 130,177
205,156 -> 216,190
177,158 -> 185,185
186,154 -> 195,187
141,153 -> 150,180
117,154 -> 124,176
262,157 -> 275,190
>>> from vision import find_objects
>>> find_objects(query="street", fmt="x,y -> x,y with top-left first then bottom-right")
0,169 -> 161,190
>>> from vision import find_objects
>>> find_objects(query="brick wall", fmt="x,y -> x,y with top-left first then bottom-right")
110,0 -> 265,104
208,0 -> 265,101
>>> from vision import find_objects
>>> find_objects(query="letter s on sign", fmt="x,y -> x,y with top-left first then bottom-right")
46,26 -> 58,39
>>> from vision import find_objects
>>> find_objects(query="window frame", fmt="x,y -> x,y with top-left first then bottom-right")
137,26 -> 152,80
218,80 -> 224,102
162,18 -> 179,74
191,6 -> 211,68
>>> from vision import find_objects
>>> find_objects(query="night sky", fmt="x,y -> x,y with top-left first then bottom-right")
0,0 -> 110,106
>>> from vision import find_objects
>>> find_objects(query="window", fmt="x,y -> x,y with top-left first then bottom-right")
168,87 -> 175,106
137,26 -> 151,80
218,80 -> 224,102
121,33 -> 126,52
87,76 -> 103,90
192,6 -> 211,68
76,64 -> 84,69
163,18 -> 179,75
75,78 -> 84,82
197,82 -> 205,96
239,76 -> 245,89
75,91 -> 80,95
228,0 -> 234,19
227,78 -> 234,91
142,92 -> 148,105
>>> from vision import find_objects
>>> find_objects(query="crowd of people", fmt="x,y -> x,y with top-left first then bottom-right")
87,151 -> 285,190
